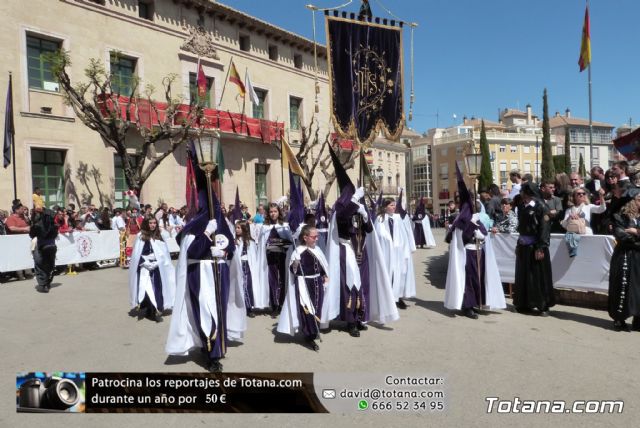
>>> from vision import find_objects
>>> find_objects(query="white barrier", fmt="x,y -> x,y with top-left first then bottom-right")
489,233 -> 615,292
0,230 -> 120,271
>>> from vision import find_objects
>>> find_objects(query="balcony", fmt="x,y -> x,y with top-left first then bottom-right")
434,130 -> 556,146
97,94 -> 284,143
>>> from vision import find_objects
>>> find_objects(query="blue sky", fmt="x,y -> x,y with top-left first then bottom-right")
220,0 -> 639,133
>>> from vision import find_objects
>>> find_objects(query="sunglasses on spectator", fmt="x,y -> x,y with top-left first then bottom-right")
575,192 -> 586,196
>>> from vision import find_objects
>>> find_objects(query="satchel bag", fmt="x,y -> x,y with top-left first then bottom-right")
565,208 -> 586,235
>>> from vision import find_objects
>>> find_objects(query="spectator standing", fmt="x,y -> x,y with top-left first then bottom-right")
32,187 -> 44,210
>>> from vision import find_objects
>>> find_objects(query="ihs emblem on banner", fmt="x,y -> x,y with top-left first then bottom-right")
352,45 -> 394,119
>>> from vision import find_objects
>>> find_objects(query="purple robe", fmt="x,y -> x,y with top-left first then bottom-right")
335,195 -> 373,323
291,249 -> 326,338
185,233 -> 230,360
136,240 -> 165,311
240,243 -> 255,310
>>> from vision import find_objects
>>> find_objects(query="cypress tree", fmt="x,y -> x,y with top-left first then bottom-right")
478,120 -> 494,190
579,152 -> 586,177
564,126 -> 572,174
541,88 -> 556,182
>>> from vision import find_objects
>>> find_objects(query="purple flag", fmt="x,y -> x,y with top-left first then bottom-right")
3,74 -> 14,168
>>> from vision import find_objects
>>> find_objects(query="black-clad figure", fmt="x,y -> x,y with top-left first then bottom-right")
513,182 -> 555,316
29,207 -> 58,293
608,194 -> 640,331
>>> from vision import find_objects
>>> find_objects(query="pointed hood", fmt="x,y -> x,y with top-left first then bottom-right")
328,143 -> 355,207
230,186 -> 242,224
413,196 -> 426,220
395,188 -> 407,219
451,162 -> 473,231
315,191 -> 328,229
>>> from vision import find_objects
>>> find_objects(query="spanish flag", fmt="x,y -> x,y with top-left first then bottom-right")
229,61 -> 246,97
281,136 -> 306,180
578,6 -> 591,72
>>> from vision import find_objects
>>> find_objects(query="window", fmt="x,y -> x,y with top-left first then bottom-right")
294,54 -> 303,69
441,148 -> 448,156
523,145 -> 530,154
114,154 -> 140,208
189,72 -> 213,108
31,149 -> 65,208
510,162 -> 518,171
268,45 -> 278,61
378,151 -> 382,159
387,176 -> 392,186
27,35 -> 61,91
490,151 -> 496,161
510,145 -> 517,153
239,35 -> 250,52
592,147 -> 599,160
499,161 -> 507,172
252,89 -> 267,119
138,1 -> 153,20
197,14 -> 205,27
255,163 -> 269,208
499,145 -> 506,153
387,152 -> 391,159
110,54 -> 136,95
524,161 -> 531,173
395,154 -> 399,161
289,96 -> 302,130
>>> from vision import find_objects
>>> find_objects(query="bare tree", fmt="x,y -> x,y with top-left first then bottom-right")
49,50 -> 204,194
276,116 -> 357,200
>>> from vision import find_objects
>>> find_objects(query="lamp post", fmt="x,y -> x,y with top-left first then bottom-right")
465,149 -> 483,201
375,166 -> 384,193
193,131 -> 221,220
192,130 -> 225,355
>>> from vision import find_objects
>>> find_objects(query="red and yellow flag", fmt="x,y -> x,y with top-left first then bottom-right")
229,61 -> 246,97
578,6 -> 591,72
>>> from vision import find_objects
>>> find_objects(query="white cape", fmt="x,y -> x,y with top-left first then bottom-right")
231,238 -> 269,309
418,216 -> 437,248
443,228 -> 506,310
321,213 -> 399,327
128,232 -> 176,310
165,234 -> 246,356
375,214 -> 416,300
277,245 -> 329,336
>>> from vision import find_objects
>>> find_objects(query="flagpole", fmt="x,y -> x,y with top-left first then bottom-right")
281,137 -> 285,196
217,56 -> 233,109
587,0 -> 593,168
8,72 -> 17,200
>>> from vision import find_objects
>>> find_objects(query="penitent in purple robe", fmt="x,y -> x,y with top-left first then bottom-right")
291,249 -> 326,339
185,233 -> 231,360
137,240 -> 165,311
459,221 -> 487,309
335,192 -> 373,323
240,243 -> 254,310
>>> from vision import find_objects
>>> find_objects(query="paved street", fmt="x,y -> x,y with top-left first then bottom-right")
1,228 -> 638,427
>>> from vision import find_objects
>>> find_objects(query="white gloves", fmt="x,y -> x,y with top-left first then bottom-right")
211,247 -> 225,258
352,187 -> 365,203
141,261 -> 158,270
205,219 -> 217,236
357,204 -> 369,222
473,229 -> 486,241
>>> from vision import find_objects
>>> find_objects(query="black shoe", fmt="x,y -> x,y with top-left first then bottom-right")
632,317 -> 640,332
36,285 -> 49,293
463,308 -> 478,319
356,321 -> 368,331
306,337 -> 320,351
396,299 -> 408,310
154,311 -> 163,323
539,310 -> 550,317
208,359 -> 223,372
347,323 -> 360,337
613,320 -> 630,332
247,311 -> 256,318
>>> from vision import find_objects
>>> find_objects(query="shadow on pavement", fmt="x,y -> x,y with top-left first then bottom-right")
550,309 -> 614,330
410,297 -> 456,318
423,253 -> 448,290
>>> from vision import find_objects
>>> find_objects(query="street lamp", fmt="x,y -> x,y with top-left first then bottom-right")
465,149 -> 483,203
193,131 -> 221,220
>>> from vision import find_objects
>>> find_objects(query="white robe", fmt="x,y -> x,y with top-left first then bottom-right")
321,213 -> 399,327
231,238 -> 269,309
277,245 -> 329,336
376,213 -> 416,300
443,228 -> 506,310
165,234 -> 246,356
128,232 -> 176,310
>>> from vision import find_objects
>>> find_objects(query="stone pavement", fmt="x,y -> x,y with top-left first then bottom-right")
1,228 -> 637,427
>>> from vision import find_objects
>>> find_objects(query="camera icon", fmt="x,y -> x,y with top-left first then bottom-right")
18,376 -> 81,411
